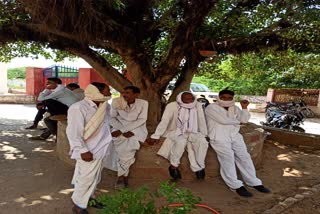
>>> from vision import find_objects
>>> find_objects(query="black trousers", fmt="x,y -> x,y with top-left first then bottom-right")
33,108 -> 47,126
40,99 -> 69,138
44,99 -> 69,116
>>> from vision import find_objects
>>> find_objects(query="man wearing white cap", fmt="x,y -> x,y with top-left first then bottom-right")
110,86 -> 148,188
148,91 -> 209,180
205,89 -> 270,198
66,82 -> 112,214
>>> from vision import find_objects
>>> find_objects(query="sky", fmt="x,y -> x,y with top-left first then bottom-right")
7,56 -> 92,69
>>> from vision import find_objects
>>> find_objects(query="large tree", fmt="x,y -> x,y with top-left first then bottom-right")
0,0 -> 319,130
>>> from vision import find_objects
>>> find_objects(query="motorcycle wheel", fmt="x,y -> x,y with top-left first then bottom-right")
291,126 -> 305,133
301,108 -> 315,118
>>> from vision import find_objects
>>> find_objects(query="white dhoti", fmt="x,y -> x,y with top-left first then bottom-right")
210,134 -> 262,189
113,135 -> 140,177
157,133 -> 208,172
71,159 -> 103,209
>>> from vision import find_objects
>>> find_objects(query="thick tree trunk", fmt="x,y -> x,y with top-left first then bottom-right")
140,89 -> 162,133
168,57 -> 201,103
168,69 -> 197,103
125,58 -> 163,133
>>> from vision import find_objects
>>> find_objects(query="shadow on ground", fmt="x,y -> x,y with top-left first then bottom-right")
1,119 -> 320,214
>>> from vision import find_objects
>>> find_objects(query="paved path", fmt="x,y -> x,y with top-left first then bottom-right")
1,104 -> 319,135
249,112 -> 320,135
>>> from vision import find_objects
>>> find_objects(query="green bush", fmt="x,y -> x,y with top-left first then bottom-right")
95,182 -> 201,214
7,67 -> 26,79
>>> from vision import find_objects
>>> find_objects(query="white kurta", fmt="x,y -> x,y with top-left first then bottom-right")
205,103 -> 262,189
67,99 -> 112,160
151,102 -> 209,172
110,98 -> 148,176
66,99 -> 112,209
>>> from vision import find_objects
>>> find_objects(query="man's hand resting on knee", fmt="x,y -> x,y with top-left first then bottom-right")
81,151 -> 93,162
111,130 -> 122,137
123,131 -> 134,138
146,138 -> 159,145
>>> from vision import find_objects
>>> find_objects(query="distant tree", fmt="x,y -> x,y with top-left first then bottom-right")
7,67 -> 26,79
196,50 -> 320,95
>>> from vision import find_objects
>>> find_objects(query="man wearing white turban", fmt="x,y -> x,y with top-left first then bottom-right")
66,82 -> 112,214
148,91 -> 209,180
110,86 -> 148,189
205,89 -> 270,198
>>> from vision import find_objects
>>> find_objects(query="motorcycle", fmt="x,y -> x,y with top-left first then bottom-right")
261,103 -> 306,132
197,95 -> 210,110
288,99 -> 315,118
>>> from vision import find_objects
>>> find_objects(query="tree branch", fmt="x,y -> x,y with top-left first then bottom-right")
0,23 -> 131,92
156,0 -> 216,80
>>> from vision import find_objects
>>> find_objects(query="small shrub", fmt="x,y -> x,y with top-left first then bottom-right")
96,182 -> 201,214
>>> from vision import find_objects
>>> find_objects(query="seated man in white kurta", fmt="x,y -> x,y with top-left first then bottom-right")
148,91 -> 209,180
66,82 -> 112,214
205,89 -> 270,198
110,86 -> 148,188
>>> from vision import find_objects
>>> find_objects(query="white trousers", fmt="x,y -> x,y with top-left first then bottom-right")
71,159 -> 103,209
210,135 -> 262,189
159,133 -> 208,172
113,135 -> 140,177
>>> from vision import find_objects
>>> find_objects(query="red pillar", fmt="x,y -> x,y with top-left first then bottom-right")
266,88 -> 275,103
78,68 -> 108,89
26,67 -> 44,97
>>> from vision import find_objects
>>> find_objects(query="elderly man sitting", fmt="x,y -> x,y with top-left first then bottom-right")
148,91 -> 209,180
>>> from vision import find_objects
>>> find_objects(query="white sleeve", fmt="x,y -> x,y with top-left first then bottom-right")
205,105 -> 240,125
38,89 -> 63,101
120,101 -> 149,133
151,103 -> 174,139
236,107 -> 251,123
109,106 -> 124,131
66,106 -> 89,154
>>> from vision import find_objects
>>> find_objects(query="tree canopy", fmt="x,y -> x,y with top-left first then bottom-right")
0,0 -> 319,129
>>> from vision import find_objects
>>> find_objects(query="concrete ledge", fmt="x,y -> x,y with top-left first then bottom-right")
0,94 -> 36,104
56,121 -> 75,166
263,126 -> 320,149
56,121 -> 266,181
130,123 -> 265,181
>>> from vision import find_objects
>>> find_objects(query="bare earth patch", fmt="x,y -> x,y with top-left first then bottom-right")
1,120 -> 320,214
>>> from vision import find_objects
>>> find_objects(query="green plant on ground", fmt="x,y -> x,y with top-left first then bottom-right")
96,182 -> 201,214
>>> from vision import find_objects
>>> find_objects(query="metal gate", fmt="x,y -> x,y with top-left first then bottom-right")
42,65 -> 79,86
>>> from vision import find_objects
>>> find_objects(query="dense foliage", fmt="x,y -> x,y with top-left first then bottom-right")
194,50 -> 320,95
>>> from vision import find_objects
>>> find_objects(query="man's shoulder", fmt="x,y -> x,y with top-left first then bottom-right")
136,98 -> 148,105
206,103 -> 219,109
165,101 -> 178,110
69,99 -> 88,110
166,101 -> 177,106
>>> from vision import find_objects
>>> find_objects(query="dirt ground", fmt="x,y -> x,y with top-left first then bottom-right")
1,118 -> 320,214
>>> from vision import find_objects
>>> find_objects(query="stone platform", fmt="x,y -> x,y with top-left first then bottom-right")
0,94 -> 35,104
56,121 -> 266,181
